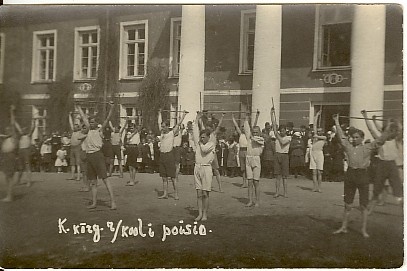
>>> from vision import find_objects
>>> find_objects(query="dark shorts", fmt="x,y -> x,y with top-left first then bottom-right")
173,146 -> 182,164
344,168 -> 369,208
274,153 -> 289,177
70,145 -> 82,166
101,141 -> 114,158
1,152 -> 17,178
112,145 -> 122,160
86,151 -> 107,180
159,151 -> 176,178
18,148 -> 31,165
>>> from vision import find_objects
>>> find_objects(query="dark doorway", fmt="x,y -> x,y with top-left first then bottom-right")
314,104 -> 350,131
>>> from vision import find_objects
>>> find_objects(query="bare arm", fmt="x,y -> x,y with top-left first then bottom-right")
101,102 -> 114,130
119,119 -> 127,135
333,114 -> 346,146
193,112 -> 201,145
29,119 -> 36,137
361,110 -> 380,139
232,114 -> 242,135
372,115 -> 383,132
244,112 -> 251,140
109,121 -> 114,131
173,110 -> 188,135
157,109 -> 162,131
313,110 -> 321,135
214,113 -> 225,135
14,120 -> 22,135
69,112 -> 74,131
253,110 -> 260,128
76,105 -> 90,128
10,105 -> 16,137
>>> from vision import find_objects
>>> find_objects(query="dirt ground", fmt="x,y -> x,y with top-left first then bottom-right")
0,172 -> 403,268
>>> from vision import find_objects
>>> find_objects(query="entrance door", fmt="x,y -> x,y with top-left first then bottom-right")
313,104 -> 350,131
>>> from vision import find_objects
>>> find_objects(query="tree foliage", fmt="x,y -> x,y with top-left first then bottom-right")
46,75 -> 75,133
137,64 -> 170,133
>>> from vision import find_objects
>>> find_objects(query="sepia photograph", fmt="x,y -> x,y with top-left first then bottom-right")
0,3 -> 403,268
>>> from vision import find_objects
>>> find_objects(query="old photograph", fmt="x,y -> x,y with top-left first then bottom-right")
0,3 -> 403,268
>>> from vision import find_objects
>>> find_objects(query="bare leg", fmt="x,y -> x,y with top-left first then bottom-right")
127,166 -> 136,185
214,169 -> 223,192
171,177 -> 179,200
158,177 -> 169,199
253,180 -> 260,207
102,178 -> 117,210
109,161 -> 114,177
242,170 -> 248,188
202,191 -> 209,221
312,169 -> 317,191
282,177 -> 288,197
333,205 -> 351,234
25,163 -> 32,186
274,176 -> 281,198
70,165 -> 76,179
361,208 -> 369,238
195,190 -> 203,221
2,174 -> 18,202
87,181 -> 97,209
76,165 -> 81,181
119,160 -> 123,178
317,170 -> 322,192
245,179 -> 254,207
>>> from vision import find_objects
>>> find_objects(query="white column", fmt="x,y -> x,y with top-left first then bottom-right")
251,5 -> 282,127
349,5 -> 386,139
178,5 -> 205,123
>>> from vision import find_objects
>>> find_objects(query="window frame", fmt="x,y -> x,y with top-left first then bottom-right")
239,9 -> 256,75
31,29 -> 57,83
0,33 -> 5,84
169,17 -> 182,78
313,5 -> 352,71
73,25 -> 100,81
119,20 -> 149,80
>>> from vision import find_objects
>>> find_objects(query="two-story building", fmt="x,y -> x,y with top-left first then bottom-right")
0,4 -> 403,139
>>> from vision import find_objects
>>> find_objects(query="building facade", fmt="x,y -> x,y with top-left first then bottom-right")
0,4 -> 403,138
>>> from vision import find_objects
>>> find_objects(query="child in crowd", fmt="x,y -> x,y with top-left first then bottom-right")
40,138 -> 52,172
227,137 -> 238,177
55,146 -> 68,173
217,138 -> 228,177
289,131 -> 305,178
185,146 -> 195,175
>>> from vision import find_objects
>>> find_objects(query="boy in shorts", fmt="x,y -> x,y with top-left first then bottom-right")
77,102 -> 116,210
68,112 -> 84,181
199,112 -> 225,192
243,112 -> 264,207
14,118 -> 36,187
270,107 -> 291,198
193,112 -> 216,221
332,114 -> 389,238
157,109 -> 188,200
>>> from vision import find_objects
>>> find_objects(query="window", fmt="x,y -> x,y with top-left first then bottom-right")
74,26 -> 100,80
80,106 -> 97,116
169,18 -> 181,77
169,103 -> 178,127
314,5 -> 353,70
119,20 -> 148,79
32,106 -> 47,136
239,10 -> 256,74
32,30 -> 57,82
0,33 -> 4,83
124,107 -> 143,126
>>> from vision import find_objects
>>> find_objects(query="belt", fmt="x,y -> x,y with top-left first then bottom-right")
196,163 -> 211,166
239,147 -> 247,150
